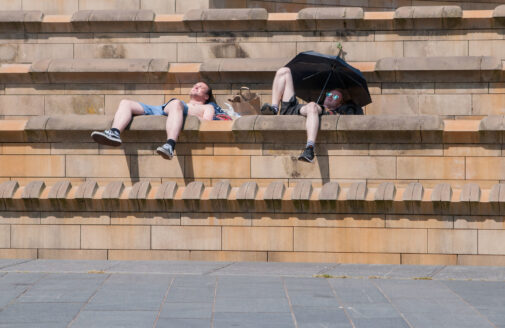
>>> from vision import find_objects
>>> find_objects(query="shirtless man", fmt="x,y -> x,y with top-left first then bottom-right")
261,67 -> 362,163
91,82 -> 219,160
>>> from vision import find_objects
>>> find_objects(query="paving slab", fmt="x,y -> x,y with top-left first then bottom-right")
70,310 -> 158,328
212,262 -> 333,277
323,264 -> 443,279
159,302 -> 213,319
1,260 -> 118,273
109,260 -> 230,275
434,265 -> 505,281
0,259 -> 31,270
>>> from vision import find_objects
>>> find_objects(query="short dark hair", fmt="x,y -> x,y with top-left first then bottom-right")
204,83 -> 215,104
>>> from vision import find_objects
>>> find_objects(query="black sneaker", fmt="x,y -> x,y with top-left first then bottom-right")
298,146 -> 315,163
260,103 -> 278,115
91,129 -> 122,147
156,143 -> 174,160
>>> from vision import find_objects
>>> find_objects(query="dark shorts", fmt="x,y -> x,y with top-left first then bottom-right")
280,96 -> 305,116
140,98 -> 189,116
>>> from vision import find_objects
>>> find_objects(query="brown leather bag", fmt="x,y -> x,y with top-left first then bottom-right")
227,87 -> 260,115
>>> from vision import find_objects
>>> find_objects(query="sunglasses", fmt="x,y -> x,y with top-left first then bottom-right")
326,92 -> 340,100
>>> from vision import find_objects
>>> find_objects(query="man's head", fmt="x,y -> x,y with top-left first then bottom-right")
323,89 -> 343,110
189,82 -> 213,104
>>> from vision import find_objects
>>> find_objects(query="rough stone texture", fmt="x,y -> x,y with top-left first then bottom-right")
154,181 -> 178,200
479,115 -> 505,131
71,10 -> 155,32
489,184 -> 505,202
47,58 -> 151,73
75,180 -> 98,199
319,181 -> 340,200
21,180 -> 45,199
403,182 -> 424,201
460,183 -> 481,202
394,6 -> 462,19
375,182 -> 396,201
298,7 -> 364,20
236,181 -> 258,200
102,181 -> 125,199
184,8 -> 268,31
492,5 -> 505,18
291,181 -> 312,200
431,183 -> 452,202
376,56 -> 501,71
209,180 -> 231,200
347,182 -> 367,201
48,180 -> 71,199
0,181 -> 19,198
264,181 -> 285,200
182,181 -> 204,200
0,10 -> 43,22
129,181 -> 151,199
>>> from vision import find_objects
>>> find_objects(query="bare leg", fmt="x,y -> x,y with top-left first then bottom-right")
299,102 -> 322,143
111,99 -> 145,132
271,67 -> 296,106
164,100 -> 185,141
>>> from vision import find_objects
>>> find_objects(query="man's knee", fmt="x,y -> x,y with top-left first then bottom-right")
305,102 -> 321,115
164,99 -> 184,114
276,67 -> 291,76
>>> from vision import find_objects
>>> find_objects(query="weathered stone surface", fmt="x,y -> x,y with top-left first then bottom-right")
394,6 -> 462,19
236,181 -> 258,200
0,180 -> 19,198
479,116 -> 504,131
182,181 -> 204,200
291,181 -> 312,200
264,181 -> 285,200
460,183 -> 481,202
71,10 -> 155,32
431,183 -> 452,202
74,180 -> 98,199
48,180 -> 71,199
154,181 -> 178,199
209,180 -> 231,200
403,182 -> 424,201
21,180 -> 45,198
376,56 -> 501,71
492,5 -> 505,18
489,184 -> 505,202
128,181 -> 151,199
375,182 -> 396,201
184,8 -> 268,31
102,181 -> 124,199
347,182 -> 367,201
0,10 -> 43,22
298,7 -> 364,20
48,58 -> 151,73
319,181 -> 339,200
254,115 -> 305,131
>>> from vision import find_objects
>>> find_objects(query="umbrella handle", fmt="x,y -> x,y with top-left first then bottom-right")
316,71 -> 333,104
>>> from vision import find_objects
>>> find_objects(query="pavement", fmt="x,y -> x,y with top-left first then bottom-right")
1,260 -> 505,328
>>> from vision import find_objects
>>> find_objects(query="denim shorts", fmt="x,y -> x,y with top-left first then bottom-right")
140,98 -> 189,116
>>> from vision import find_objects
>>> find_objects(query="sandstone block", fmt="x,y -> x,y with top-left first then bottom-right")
397,157 -> 465,179
0,249 -> 37,259
431,183 -> 452,202
184,8 -> 268,32
130,155 -> 185,178
0,180 -> 19,198
251,156 -> 328,179
0,225 -> 9,248
365,95 -> 418,115
236,181 -> 258,200
329,156 -> 396,179
22,0 -> 78,14
102,181 -> 125,199
401,254 -> 457,265
386,215 -> 453,229
269,252 -> 400,264
66,155 -> 130,178
186,156 -> 249,179
75,180 -> 98,199
0,95 -> 44,116
294,227 -> 427,253
489,184 -> 505,202
466,157 -> 505,180
297,41 -> 403,62
460,183 -> 481,202
222,226 -> 293,251
479,230 -> 505,254
81,225 -> 150,249
154,181 -> 178,199
473,95 -> 505,115
141,0 -> 176,13
181,213 -> 250,227
38,249 -> 107,260
375,182 -> 396,201
404,41 -> 468,57
21,180 -> 45,199
0,155 -> 64,177
419,95 -> 471,116
428,229 -> 477,254
152,226 -> 221,250
41,212 -> 110,225
319,181 -> 340,200
74,43 -> 176,61
458,255 -> 505,266
347,182 -> 367,201
11,225 -> 80,248
402,182 -> 424,201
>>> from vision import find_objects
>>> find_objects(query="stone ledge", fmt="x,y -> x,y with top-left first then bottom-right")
394,6 -> 463,19
376,57 -> 502,71
71,10 -> 155,32
183,8 -> 268,32
0,10 -> 44,32
3,179 -> 505,215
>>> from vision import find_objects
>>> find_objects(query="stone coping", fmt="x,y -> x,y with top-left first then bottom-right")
0,6 -> 505,32
1,179 -> 504,215
1,56 -> 502,84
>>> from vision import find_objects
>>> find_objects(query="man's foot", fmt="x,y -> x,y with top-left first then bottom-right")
260,103 -> 277,115
298,146 -> 315,163
156,143 -> 174,160
91,130 -> 122,147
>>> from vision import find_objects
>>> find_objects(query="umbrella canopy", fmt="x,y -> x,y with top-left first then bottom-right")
284,51 -> 372,107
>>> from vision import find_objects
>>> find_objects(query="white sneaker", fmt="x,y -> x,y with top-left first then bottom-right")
91,130 -> 122,147
156,143 -> 174,160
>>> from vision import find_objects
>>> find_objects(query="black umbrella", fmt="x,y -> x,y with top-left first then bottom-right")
284,51 -> 372,107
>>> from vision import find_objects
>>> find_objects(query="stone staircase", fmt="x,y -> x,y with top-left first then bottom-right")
1,3 -> 505,265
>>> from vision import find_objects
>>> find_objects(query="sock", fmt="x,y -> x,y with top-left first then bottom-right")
167,139 -> 176,149
271,104 -> 279,114
110,128 -> 120,136
306,140 -> 315,149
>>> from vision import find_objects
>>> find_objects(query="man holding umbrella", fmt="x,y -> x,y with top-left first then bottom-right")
261,51 -> 370,163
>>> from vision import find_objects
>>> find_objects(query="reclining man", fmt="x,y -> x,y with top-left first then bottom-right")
261,67 -> 363,163
91,82 -> 220,160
